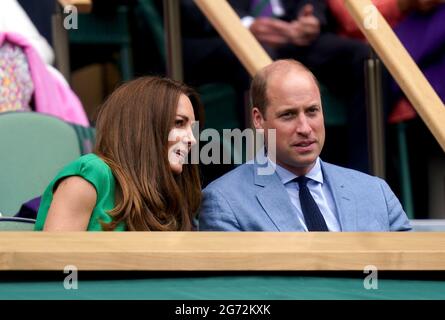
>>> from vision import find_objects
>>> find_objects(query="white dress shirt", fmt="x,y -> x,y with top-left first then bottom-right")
271,157 -> 341,231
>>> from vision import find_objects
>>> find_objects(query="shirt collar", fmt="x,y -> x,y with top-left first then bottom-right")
269,157 -> 323,185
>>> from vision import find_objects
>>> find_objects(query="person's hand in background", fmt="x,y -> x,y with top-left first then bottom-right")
249,17 -> 293,48
289,4 -> 320,46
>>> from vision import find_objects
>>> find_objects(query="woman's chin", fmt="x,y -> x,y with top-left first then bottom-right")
170,163 -> 183,175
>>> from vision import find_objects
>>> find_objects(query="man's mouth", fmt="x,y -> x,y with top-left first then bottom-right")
294,140 -> 315,147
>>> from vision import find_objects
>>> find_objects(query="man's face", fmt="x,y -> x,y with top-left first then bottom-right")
253,69 -> 325,176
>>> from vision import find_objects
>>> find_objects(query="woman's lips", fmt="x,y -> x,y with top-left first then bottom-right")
174,149 -> 187,162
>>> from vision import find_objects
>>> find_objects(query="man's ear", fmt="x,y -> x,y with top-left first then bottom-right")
252,107 -> 265,129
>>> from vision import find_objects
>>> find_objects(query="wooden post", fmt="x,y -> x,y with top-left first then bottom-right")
164,0 -> 184,81
58,0 -> 92,13
193,0 -> 272,76
344,0 -> 445,152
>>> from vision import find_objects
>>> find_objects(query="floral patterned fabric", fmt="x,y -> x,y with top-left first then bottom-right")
0,41 -> 33,112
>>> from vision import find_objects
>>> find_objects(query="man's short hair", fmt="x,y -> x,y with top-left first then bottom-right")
250,59 -> 319,115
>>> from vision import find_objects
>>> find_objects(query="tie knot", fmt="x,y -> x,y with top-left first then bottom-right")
296,176 -> 309,187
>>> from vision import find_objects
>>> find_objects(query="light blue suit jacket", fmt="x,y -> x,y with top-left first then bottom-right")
199,159 -> 412,231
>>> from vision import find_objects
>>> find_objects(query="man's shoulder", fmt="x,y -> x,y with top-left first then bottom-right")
321,161 -> 384,185
204,162 -> 256,193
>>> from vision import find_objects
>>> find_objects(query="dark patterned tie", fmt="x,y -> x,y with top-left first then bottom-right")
250,0 -> 274,17
296,176 -> 329,231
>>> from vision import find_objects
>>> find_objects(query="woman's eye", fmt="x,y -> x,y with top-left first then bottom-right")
175,119 -> 184,127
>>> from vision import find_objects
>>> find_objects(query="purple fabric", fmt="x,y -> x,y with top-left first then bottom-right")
392,4 -> 445,103
250,0 -> 274,17
15,196 -> 41,219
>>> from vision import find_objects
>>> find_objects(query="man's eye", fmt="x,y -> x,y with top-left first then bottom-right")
280,112 -> 294,119
307,108 -> 319,115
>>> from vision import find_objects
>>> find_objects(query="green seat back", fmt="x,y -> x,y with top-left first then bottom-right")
0,218 -> 35,231
0,112 -> 81,216
68,6 -> 130,45
199,83 -> 238,131
137,0 -> 166,60
68,6 -> 133,80
70,124 -> 96,155
319,83 -> 348,127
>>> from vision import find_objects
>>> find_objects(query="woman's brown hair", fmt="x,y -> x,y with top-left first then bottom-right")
93,76 -> 203,231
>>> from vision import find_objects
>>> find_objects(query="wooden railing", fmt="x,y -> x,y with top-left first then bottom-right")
58,0 -> 92,13
1,232 -> 445,270
345,0 -> 445,154
194,0 -> 272,76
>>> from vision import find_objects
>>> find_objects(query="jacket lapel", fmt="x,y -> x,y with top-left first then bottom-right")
254,163 -> 306,231
321,161 -> 357,231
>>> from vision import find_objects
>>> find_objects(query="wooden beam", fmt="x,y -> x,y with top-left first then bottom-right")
344,0 -> 445,152
58,0 -> 92,13
1,232 -> 445,270
193,0 -> 272,76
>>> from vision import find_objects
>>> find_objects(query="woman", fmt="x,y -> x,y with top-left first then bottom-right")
34,76 -> 203,231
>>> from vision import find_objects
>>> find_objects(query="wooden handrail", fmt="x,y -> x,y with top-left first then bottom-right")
193,0 -> 272,76
344,0 -> 445,152
1,232 -> 445,270
58,0 -> 92,13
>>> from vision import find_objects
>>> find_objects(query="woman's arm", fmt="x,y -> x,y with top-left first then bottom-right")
43,176 -> 97,231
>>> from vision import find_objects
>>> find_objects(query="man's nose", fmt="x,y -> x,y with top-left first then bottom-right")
296,115 -> 312,136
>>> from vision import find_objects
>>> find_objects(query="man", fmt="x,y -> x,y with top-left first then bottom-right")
230,0 -> 371,173
199,60 -> 411,232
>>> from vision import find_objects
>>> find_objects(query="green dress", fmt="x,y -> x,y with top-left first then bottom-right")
34,153 -> 126,231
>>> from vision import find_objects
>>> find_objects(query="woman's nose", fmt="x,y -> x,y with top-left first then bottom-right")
183,126 -> 197,147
